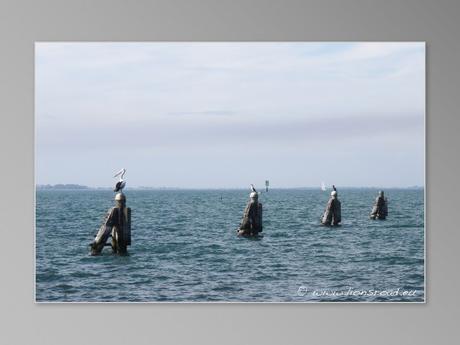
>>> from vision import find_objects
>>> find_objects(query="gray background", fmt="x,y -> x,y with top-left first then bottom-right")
0,0 -> 458,343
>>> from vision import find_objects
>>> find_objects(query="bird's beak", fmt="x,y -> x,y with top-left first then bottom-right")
113,169 -> 124,178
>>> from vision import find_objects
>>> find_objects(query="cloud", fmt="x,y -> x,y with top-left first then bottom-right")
35,42 -> 425,187
167,110 -> 234,117
37,111 -> 423,153
340,42 -> 424,61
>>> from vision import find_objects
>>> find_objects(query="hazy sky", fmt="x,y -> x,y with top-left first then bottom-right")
35,42 -> 425,188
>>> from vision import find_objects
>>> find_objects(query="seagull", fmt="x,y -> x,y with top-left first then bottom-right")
250,184 -> 257,193
113,168 -> 126,192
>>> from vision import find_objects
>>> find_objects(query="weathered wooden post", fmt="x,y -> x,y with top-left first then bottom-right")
370,190 -> 388,220
321,188 -> 341,226
237,191 -> 263,237
90,192 -> 131,255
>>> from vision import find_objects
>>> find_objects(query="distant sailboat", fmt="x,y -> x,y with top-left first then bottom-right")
321,181 -> 327,191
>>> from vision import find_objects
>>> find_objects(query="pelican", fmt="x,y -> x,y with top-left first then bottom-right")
250,184 -> 257,193
113,168 -> 126,192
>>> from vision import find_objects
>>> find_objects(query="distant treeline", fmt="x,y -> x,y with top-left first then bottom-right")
37,184 -> 89,190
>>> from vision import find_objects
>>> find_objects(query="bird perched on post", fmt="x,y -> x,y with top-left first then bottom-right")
113,168 -> 126,192
249,184 -> 258,200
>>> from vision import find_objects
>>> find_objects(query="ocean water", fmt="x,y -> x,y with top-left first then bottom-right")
35,188 -> 424,302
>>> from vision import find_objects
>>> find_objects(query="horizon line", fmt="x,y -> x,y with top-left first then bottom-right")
36,184 -> 424,190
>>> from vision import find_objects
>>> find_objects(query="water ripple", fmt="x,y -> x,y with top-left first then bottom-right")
36,189 -> 424,302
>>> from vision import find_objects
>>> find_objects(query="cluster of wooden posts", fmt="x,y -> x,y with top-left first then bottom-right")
90,190 -> 388,255
236,190 -> 388,237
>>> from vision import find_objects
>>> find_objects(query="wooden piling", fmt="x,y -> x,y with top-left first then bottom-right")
370,196 -> 388,220
238,201 -> 263,236
90,193 -> 131,255
321,197 -> 341,226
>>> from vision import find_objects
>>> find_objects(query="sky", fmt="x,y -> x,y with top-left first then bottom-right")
35,42 -> 425,188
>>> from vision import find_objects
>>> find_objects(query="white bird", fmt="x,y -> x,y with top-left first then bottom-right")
250,184 -> 257,192
113,168 -> 126,192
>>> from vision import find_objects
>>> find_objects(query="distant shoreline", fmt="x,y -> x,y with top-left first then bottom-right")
36,184 -> 424,191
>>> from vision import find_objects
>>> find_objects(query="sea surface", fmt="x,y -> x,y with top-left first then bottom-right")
36,188 -> 424,302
